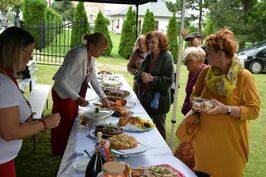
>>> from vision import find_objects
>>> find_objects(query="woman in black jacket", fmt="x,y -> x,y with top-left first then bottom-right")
135,31 -> 174,139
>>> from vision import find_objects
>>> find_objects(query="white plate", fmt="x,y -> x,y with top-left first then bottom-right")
111,143 -> 148,156
121,124 -> 153,133
81,108 -> 114,122
72,156 -> 90,172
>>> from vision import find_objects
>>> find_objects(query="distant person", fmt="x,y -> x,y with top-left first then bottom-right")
191,27 -> 260,177
185,31 -> 208,64
135,31 -> 174,139
51,32 -> 114,156
127,35 -> 147,98
0,27 -> 60,177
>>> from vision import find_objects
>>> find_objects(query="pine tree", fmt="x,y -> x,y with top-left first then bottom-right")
70,2 -> 90,48
141,10 -> 156,34
118,6 -> 136,59
167,15 -> 179,63
93,11 -> 113,56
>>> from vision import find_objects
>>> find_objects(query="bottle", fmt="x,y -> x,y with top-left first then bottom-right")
85,132 -> 107,177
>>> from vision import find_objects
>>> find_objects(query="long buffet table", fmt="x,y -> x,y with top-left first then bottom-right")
57,75 -> 196,177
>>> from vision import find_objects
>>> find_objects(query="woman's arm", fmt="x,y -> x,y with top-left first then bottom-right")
127,52 -> 138,75
0,107 -> 60,141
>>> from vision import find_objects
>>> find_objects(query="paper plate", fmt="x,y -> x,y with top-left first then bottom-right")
111,143 -> 148,156
121,124 -> 153,133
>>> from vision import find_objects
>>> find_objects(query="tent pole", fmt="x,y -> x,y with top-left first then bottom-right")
170,0 -> 186,150
135,3 -> 139,39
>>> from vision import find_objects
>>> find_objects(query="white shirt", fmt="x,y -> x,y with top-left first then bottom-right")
0,74 -> 31,164
52,45 -> 106,101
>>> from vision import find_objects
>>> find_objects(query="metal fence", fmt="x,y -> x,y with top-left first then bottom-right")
20,20 -> 88,65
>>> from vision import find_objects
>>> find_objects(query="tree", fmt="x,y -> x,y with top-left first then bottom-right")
208,0 -> 257,48
248,1 -> 266,42
203,15 -> 215,36
93,11 -> 113,56
167,15 -> 179,63
0,0 -> 20,15
51,0 -> 74,21
141,10 -> 155,34
70,2 -> 90,48
165,0 -> 181,15
118,6 -> 136,59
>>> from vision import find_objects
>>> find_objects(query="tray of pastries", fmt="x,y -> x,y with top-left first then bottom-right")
192,97 -> 215,111
118,116 -> 155,132
102,87 -> 130,98
108,134 -> 137,150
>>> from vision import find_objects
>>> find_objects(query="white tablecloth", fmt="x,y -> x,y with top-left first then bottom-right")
57,75 -> 196,177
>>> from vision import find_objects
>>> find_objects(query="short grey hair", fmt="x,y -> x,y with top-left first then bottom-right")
183,47 -> 206,63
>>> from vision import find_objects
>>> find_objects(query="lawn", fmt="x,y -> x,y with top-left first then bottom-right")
15,33 -> 266,177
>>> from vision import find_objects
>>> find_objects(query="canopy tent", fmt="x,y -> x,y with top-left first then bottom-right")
55,0 -> 157,37
56,0 -> 187,150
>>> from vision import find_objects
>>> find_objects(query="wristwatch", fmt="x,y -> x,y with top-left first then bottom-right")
227,106 -> 232,115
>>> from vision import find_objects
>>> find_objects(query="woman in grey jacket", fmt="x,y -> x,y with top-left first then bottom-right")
135,31 -> 174,139
51,33 -> 113,156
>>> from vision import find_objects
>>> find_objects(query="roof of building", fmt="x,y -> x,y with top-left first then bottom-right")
107,0 -> 187,18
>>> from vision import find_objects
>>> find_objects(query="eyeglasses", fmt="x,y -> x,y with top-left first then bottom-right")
23,49 -> 34,58
184,59 -> 193,65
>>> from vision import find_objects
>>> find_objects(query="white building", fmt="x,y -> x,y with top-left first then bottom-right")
107,0 -> 189,34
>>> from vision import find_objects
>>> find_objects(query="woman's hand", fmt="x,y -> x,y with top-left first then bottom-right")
75,97 -> 89,107
141,72 -> 153,83
43,113 -> 61,129
101,98 -> 116,108
205,99 -> 227,115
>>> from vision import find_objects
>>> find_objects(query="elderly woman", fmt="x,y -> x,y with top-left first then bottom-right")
0,27 -> 60,176
191,28 -> 260,177
181,47 -> 206,115
127,35 -> 147,98
174,47 -> 206,169
135,31 -> 174,139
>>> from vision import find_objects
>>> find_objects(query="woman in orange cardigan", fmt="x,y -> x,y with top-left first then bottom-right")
191,28 -> 260,177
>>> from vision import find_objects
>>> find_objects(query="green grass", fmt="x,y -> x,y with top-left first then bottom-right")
15,33 -> 266,177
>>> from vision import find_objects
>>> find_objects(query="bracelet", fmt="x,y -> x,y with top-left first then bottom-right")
39,119 -> 47,132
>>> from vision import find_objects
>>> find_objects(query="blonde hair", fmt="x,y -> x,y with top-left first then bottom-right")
183,47 -> 206,63
83,32 -> 109,49
133,35 -> 146,51
0,27 -> 35,73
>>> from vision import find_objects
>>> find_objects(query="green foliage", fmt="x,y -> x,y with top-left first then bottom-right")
141,10 -> 156,34
248,1 -> 266,42
118,6 -> 136,59
167,15 -> 179,63
93,11 -> 113,56
51,0 -> 74,21
44,7 -> 63,45
70,2 -> 90,48
165,0 -> 181,14
22,0 -> 47,49
0,0 -> 20,15
203,15 -> 215,36
208,0 -> 257,48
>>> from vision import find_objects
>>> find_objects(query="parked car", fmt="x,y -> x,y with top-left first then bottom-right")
237,41 -> 266,74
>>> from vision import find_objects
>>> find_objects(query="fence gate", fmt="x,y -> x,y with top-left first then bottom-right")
20,20 -> 89,65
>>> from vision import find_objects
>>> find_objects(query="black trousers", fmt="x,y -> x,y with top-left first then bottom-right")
150,114 -> 166,139
195,171 -> 210,177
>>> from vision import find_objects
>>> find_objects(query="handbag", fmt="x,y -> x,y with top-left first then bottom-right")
176,110 -> 200,142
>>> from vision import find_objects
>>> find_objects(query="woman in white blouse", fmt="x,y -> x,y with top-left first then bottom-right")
51,32 -> 113,156
0,27 -> 60,177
